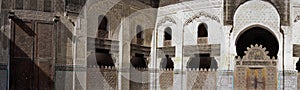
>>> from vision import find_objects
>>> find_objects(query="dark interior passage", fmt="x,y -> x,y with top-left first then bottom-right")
160,55 -> 174,69
130,53 -> 147,68
94,49 -> 114,66
236,27 -> 279,58
296,58 -> 300,72
187,54 -> 218,69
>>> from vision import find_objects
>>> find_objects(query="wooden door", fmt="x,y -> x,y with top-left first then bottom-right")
10,22 -> 35,90
247,68 -> 266,90
10,21 -> 55,90
35,22 -> 55,90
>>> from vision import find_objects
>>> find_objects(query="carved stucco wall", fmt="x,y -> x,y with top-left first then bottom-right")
159,69 -> 174,90
86,0 -> 123,40
156,15 -> 178,47
233,0 -> 280,36
87,66 -> 117,90
224,0 -> 290,25
156,0 -> 223,71
186,69 -> 217,90
231,0 -> 283,70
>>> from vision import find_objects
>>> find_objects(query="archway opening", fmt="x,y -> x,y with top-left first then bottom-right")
92,49 -> 115,66
97,15 -> 108,38
236,27 -> 279,58
164,27 -> 172,40
198,23 -> 208,37
130,53 -> 147,68
186,54 -> 218,69
160,55 -> 174,69
136,25 -> 143,39
296,58 -> 300,72
98,15 -> 108,31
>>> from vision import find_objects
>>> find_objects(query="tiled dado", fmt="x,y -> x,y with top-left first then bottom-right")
55,64 -> 86,71
0,63 -> 7,70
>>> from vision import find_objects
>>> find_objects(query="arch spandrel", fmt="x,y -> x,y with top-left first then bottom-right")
235,44 -> 277,67
241,44 -> 272,60
233,0 -> 281,42
234,44 -> 278,90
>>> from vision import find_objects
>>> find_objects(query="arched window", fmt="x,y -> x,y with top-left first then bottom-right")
164,27 -> 172,40
136,25 -> 143,39
98,15 -> 108,31
98,15 -> 108,38
296,58 -> 300,72
198,24 -> 208,37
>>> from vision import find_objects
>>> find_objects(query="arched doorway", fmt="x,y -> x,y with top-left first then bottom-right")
234,27 -> 278,90
236,27 -> 279,58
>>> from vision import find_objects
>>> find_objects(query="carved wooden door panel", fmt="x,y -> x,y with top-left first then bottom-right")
10,21 -> 55,90
246,68 -> 266,90
234,45 -> 277,90
10,22 -> 35,90
35,22 -> 55,90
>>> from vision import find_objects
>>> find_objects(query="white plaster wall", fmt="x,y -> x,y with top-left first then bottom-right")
157,20 -> 178,47
291,0 -> 300,44
183,17 -> 222,45
291,0 -> 300,71
292,22 -> 300,44
156,0 -> 223,48
155,0 -> 223,71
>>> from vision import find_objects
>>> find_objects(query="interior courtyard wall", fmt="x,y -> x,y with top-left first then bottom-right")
291,0 -> 300,71
232,0 -> 282,70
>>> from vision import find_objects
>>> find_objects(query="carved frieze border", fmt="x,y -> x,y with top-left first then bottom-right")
184,11 -> 220,26
294,15 -> 300,23
157,16 -> 177,27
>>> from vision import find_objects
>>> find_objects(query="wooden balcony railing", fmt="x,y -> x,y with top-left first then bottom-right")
197,37 -> 208,44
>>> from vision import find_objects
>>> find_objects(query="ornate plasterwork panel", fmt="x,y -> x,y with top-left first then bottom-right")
233,0 -> 280,40
234,44 -> 277,90
184,11 -> 220,26
157,16 -> 177,27
294,15 -> 300,23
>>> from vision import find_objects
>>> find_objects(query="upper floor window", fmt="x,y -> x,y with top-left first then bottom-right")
97,15 -> 108,38
98,15 -> 108,31
198,24 -> 208,37
164,27 -> 172,40
136,25 -> 143,39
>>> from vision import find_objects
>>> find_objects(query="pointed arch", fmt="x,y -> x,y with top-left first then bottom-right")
98,15 -> 109,38
197,23 -> 208,37
98,15 -> 108,31
136,25 -> 143,39
186,54 -> 218,69
160,55 -> 174,69
164,27 -> 172,40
